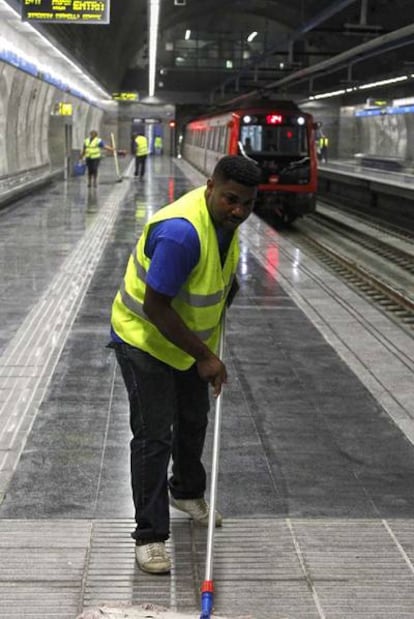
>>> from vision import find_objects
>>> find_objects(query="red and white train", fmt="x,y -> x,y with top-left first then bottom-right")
182,100 -> 318,224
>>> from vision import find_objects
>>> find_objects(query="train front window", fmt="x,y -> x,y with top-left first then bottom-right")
240,119 -> 308,156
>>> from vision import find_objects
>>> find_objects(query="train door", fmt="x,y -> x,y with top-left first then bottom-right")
48,114 -> 72,177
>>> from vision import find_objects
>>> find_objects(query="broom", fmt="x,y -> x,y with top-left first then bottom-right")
200,311 -> 226,619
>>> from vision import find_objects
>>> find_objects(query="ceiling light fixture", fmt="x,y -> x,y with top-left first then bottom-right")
185,29 -> 191,40
247,31 -> 258,43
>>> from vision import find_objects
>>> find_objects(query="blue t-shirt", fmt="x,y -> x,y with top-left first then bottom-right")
145,218 -> 200,296
144,218 -> 233,293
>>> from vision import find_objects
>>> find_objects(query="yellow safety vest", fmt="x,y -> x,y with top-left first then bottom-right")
84,136 -> 101,159
135,135 -> 149,156
111,186 -> 239,369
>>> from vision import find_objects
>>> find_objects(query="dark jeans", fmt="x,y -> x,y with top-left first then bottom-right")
134,155 -> 147,178
111,342 -> 210,543
86,157 -> 100,179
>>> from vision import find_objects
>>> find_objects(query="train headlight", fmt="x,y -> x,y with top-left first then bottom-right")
297,116 -> 305,125
243,115 -> 252,123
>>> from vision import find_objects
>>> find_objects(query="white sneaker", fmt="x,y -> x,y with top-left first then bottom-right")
135,542 -> 171,574
170,497 -> 222,527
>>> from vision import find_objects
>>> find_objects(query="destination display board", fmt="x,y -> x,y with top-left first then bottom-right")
22,0 -> 110,24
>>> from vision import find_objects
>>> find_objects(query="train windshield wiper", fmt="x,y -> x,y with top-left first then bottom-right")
237,141 -> 259,164
286,157 -> 310,169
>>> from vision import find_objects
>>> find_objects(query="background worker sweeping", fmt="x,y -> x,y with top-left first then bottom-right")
108,155 -> 261,575
80,129 -> 115,188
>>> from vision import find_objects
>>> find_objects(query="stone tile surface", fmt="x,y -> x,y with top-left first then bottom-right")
0,157 -> 414,618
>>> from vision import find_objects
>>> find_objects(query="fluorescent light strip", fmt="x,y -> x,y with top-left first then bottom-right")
358,75 -> 408,89
148,0 -> 161,97
309,74 -> 410,100
247,31 -> 258,43
185,29 -> 191,40
310,89 -> 346,100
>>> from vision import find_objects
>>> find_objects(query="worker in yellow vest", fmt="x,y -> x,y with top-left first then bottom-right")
80,130 -> 114,188
154,135 -> 163,155
318,135 -> 329,163
108,155 -> 261,574
134,130 -> 149,179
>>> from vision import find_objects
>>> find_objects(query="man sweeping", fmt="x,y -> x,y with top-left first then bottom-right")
109,155 -> 261,574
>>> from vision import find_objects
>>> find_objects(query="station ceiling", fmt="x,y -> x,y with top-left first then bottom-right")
10,0 -> 414,107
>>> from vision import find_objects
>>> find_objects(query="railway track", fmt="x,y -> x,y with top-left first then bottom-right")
311,209 -> 414,276
272,205 -> 414,332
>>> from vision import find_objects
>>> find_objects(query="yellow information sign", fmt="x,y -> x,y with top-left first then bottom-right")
52,102 -> 74,116
22,0 -> 110,24
59,102 -> 73,115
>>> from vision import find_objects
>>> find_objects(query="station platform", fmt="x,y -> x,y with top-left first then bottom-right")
319,158 -> 414,192
0,155 -> 414,619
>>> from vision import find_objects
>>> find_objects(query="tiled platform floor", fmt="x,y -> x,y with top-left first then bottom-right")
0,156 -> 413,618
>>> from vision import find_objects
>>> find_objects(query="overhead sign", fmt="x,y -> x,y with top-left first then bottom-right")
22,0 -> 110,24
112,92 -> 139,102
132,117 -> 161,124
356,104 -> 414,117
366,98 -> 389,108
58,102 -> 73,115
51,102 -> 73,116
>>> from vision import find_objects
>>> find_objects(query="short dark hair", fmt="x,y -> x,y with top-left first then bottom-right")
212,155 -> 261,187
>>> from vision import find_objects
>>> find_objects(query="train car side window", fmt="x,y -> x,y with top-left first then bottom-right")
207,127 -> 214,150
224,127 -> 230,151
209,128 -> 215,151
213,127 -> 219,152
218,126 -> 226,152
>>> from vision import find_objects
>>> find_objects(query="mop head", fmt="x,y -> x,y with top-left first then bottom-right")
76,602 -> 254,619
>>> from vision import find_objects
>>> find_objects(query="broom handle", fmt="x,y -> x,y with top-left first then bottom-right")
204,311 -> 226,582
110,132 -> 121,179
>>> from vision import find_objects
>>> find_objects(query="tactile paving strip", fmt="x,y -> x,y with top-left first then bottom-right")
83,519 -> 198,612
80,517 -> 414,618
0,175 -> 132,500
82,518 -> 326,618
2,518 -> 414,618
